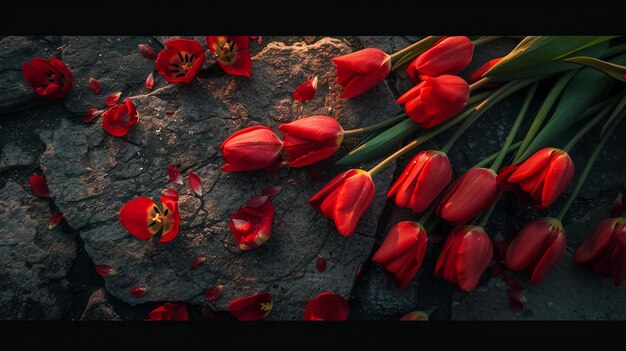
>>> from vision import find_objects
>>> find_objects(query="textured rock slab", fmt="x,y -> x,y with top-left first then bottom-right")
41,37 -> 400,319
80,289 -> 121,321
0,182 -> 77,319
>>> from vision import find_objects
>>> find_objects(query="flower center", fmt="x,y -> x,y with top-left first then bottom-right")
46,70 -> 66,86
169,51 -> 196,78
214,37 -> 238,63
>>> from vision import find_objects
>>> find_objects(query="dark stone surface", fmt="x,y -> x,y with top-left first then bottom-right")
80,288 -> 121,321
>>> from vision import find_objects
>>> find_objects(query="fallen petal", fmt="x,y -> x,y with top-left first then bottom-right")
262,185 -> 282,197
229,291 -> 273,320
303,292 -> 349,321
165,110 -> 175,115
188,172 -> 203,196
610,192 -> 624,217
166,165 -> 183,185
48,211 -> 64,230
95,264 -> 117,276
316,255 -> 327,272
129,286 -> 146,297
246,195 -> 269,208
161,188 -> 179,201
190,257 -> 206,269
105,92 -> 121,106
506,288 -> 528,303
29,175 -> 51,197
82,108 -> 104,123
399,311 -> 429,321
355,265 -> 363,280
204,285 -> 224,301
138,43 -> 158,59
88,77 -> 101,94
231,218 -> 251,232
145,72 -> 154,90
293,76 -> 318,102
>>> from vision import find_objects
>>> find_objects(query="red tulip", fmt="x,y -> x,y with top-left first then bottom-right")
29,174 -> 51,197
331,48 -> 391,98
308,169 -> 375,237
220,126 -> 283,172
119,195 -> 180,243
303,292 -> 349,321
387,150 -> 452,213
229,291 -> 273,320
294,76 -> 318,102
372,221 -> 428,289
230,194 -> 274,250
22,57 -> 73,99
149,303 -> 188,321
497,148 -> 574,209
207,36 -> 252,77
155,39 -> 205,83
505,217 -> 566,286
469,57 -> 503,88
435,225 -> 493,291
437,167 -> 498,226
102,98 -> 139,137
397,75 -> 470,128
406,36 -> 474,81
278,116 -> 344,167
574,218 -> 626,287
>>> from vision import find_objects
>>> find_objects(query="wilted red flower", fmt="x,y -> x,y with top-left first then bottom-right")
22,57 -> 73,99
95,264 -> 117,277
372,221 -> 428,289
82,108 -> 104,123
155,39 -> 206,83
88,77 -> 100,94
105,92 -> 121,106
145,72 -> 154,90
303,292 -> 349,321
138,43 -> 158,59
309,169 -> 375,237
102,98 -> 139,137
48,211 -> 64,230
469,57 -> 503,88
406,36 -> 474,81
397,75 -> 470,128
29,174 -> 51,197
278,116 -> 344,167
190,257 -> 206,269
204,285 -> 224,301
399,311 -> 429,321
437,167 -> 498,226
574,218 -> 626,287
229,291 -> 273,320
188,172 -> 203,196
149,303 -> 188,321
435,225 -> 493,291
331,48 -> 391,98
316,255 -> 327,272
497,148 -> 574,209
230,195 -> 274,250
293,76 -> 318,102
220,126 -> 283,172
119,195 -> 180,243
387,150 -> 452,213
129,286 -> 146,297
207,36 -> 252,77
166,165 -> 183,185
505,217 -> 566,286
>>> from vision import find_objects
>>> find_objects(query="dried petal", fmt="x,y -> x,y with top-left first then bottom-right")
161,188 -> 179,201
246,195 -> 269,208
29,174 -> 51,197
166,165 -> 183,185
145,72 -> 154,90
165,110 -> 175,115
82,108 -> 104,123
399,311 -> 429,321
105,92 -> 121,106
88,77 -> 101,94
138,43 -> 158,59
610,192 -> 624,217
129,286 -> 146,297
262,185 -> 282,197
95,264 -> 117,276
188,172 -> 203,196
48,211 -> 63,230
316,255 -> 327,272
204,285 -> 224,301
190,257 -> 206,269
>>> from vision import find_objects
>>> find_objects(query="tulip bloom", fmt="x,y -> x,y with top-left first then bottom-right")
331,48 -> 391,99
469,57 -> 503,88
387,150 -> 452,213
497,148 -> 574,209
303,292 -> 350,321
437,167 -> 498,226
230,195 -> 275,250
119,196 -> 180,243
309,169 -> 375,237
207,36 -> 252,77
372,221 -> 428,289
435,225 -> 493,291
406,36 -> 474,81
102,98 -> 139,137
278,116 -> 344,167
149,303 -> 188,321
505,217 -> 566,286
220,126 -> 283,172
155,39 -> 205,83
229,291 -> 273,320
22,57 -> 73,99
397,75 -> 469,128
574,218 -> 626,287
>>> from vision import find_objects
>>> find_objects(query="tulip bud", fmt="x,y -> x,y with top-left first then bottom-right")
406,36 -> 474,81
469,57 -> 503,88
278,116 -> 344,167
437,167 -> 498,226
331,48 -> 391,99
574,218 -> 626,287
220,126 -> 283,172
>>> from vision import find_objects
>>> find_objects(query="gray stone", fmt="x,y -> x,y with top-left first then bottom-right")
0,182 -> 77,319
80,289 -> 121,321
41,37 -> 399,319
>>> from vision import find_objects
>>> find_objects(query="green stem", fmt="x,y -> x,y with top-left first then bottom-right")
343,112 -> 407,136
562,93 -> 623,152
390,36 -> 443,69
418,204 -> 437,225
476,192 -> 502,228
556,108 -> 626,221
490,83 -> 538,171
469,77 -> 490,92
474,141 -> 522,168
472,36 -> 501,47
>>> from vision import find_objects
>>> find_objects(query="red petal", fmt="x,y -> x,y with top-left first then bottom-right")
574,218 -> 616,263
95,264 -> 117,276
399,311 -> 429,321
166,165 -> 183,185
161,188 -> 179,201
165,110 -> 175,115
190,257 -> 206,269
129,286 -> 146,297
204,285 -> 224,301
88,77 -> 101,94
171,303 -> 189,321
48,211 -> 64,230
316,255 -> 327,272
29,174 -> 51,197
230,198 -> 274,250
372,221 -> 425,263
355,265 -> 363,279
229,291 -> 273,320
188,172 -> 203,196
454,226 -> 493,291
262,185 -> 282,197
332,170 -> 376,237
529,228 -> 566,286
157,196 -> 180,243
145,72 -> 154,90
246,195 -> 269,208
105,92 -> 121,106
293,76 -> 318,102
610,193 -> 624,217
149,305 -> 168,321
119,197 -> 156,240
82,108 -> 104,123
138,44 -> 158,59
303,292 -> 349,321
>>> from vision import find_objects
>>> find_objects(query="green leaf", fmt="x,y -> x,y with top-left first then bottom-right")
564,56 -> 626,82
601,95 -> 626,136
484,36 -> 616,78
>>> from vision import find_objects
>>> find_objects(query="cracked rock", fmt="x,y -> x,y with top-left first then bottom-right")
80,289 -> 121,321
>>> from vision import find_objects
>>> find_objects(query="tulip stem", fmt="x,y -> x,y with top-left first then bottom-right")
490,83 -> 537,171
469,77 -> 490,92
343,112 -> 408,136
390,36 -> 443,70
476,192 -> 502,228
556,105 -> 626,222
473,141 -> 523,168
472,36 -> 501,47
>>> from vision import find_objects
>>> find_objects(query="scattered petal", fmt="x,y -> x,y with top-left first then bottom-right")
246,195 -> 268,208
400,311 -> 429,321
355,265 -> 363,280
161,188 -> 179,201
138,44 -> 158,59
101,98 -> 139,137
190,257 -> 206,269
316,255 -> 327,272
293,76 -> 318,102
82,108 -> 103,123
610,192 -> 624,217
303,292 -> 349,321
129,286 -> 146,297
95,264 -> 117,277
105,92 -> 121,106
145,72 -> 154,90
29,175 -> 51,197
165,110 -> 175,115
188,172 -> 203,196
48,211 -> 63,230
88,77 -> 101,94
166,165 -> 183,185
204,285 -> 224,301
262,185 -> 282,197
229,291 -> 273,320
149,303 -> 188,321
